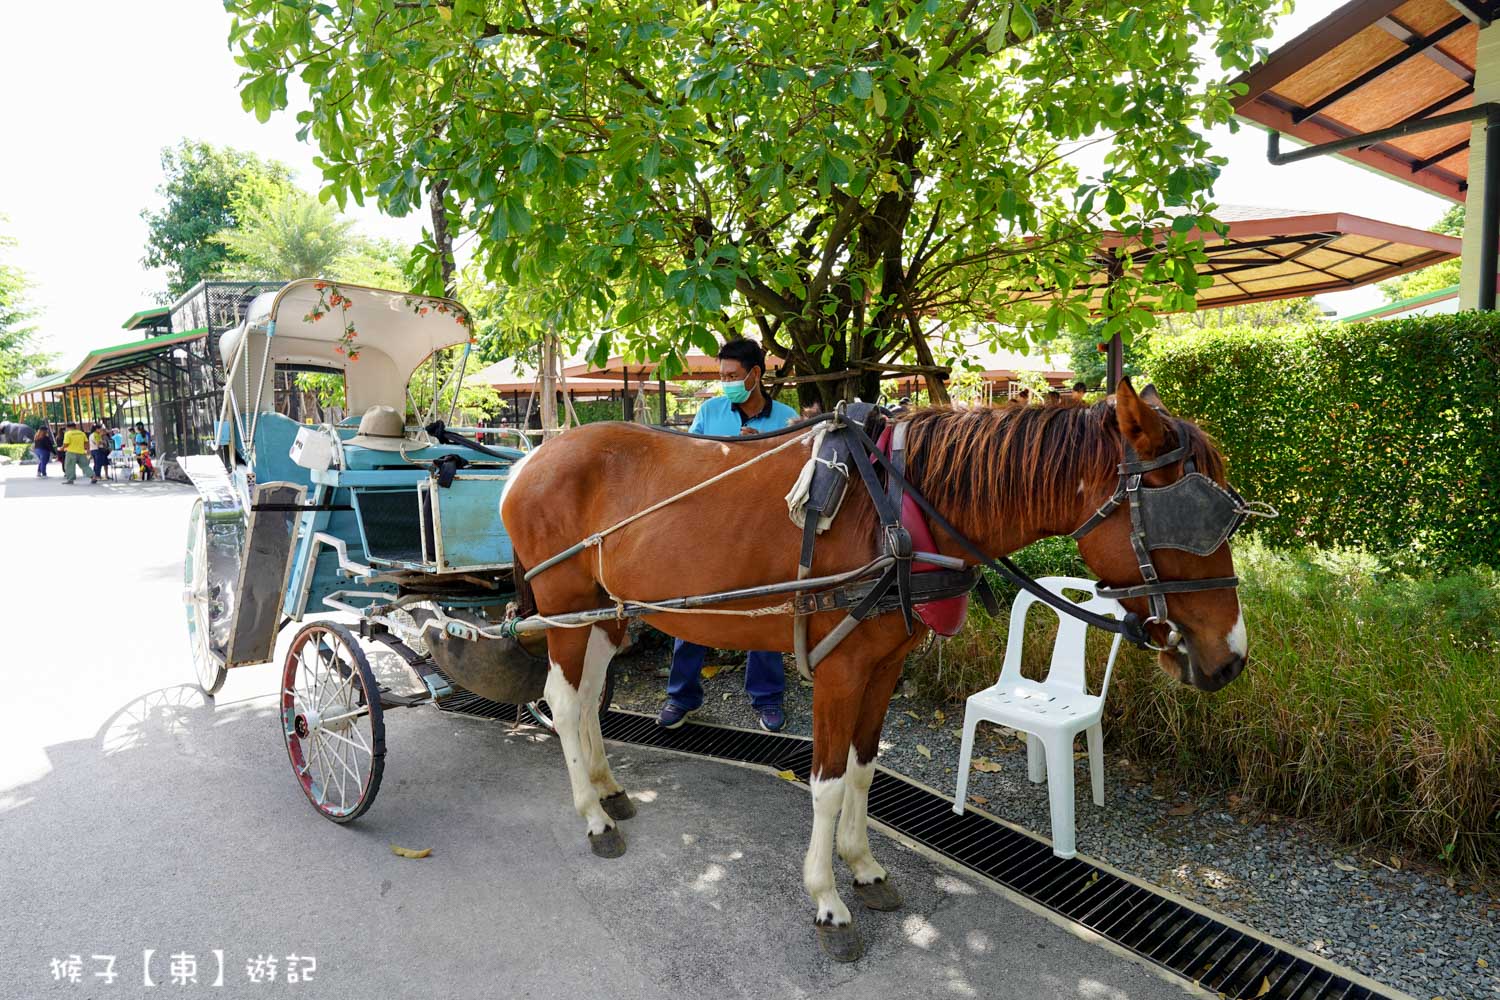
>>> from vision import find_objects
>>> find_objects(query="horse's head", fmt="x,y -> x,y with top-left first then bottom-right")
1073,380 -> 1250,692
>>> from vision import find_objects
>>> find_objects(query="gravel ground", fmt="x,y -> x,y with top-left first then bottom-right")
608,642 -> 1499,1000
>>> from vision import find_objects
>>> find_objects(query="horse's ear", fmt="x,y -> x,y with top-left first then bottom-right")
1115,377 -> 1168,457
1139,383 -> 1172,415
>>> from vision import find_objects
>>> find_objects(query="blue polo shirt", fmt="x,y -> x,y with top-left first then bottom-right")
690,395 -> 798,436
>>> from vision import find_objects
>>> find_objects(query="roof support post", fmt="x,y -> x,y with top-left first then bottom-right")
1463,22 -> 1500,307
1481,107 -> 1500,310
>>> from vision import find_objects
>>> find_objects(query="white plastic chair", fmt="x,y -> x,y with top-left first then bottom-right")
951,576 -> 1125,859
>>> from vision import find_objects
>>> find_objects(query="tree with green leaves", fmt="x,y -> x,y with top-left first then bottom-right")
210,174 -> 408,284
1379,204 -> 1463,304
0,221 -> 52,407
141,140 -> 296,298
228,0 -> 1281,406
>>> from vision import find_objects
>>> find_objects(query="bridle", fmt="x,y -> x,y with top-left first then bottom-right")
1068,417 -> 1275,651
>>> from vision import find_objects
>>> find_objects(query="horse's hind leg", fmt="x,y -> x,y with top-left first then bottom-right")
577,623 -> 634,821
839,641 -> 915,913
544,626 -> 626,857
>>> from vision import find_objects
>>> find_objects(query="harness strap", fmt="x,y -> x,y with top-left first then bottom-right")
842,412 -> 916,635
1095,576 -> 1240,601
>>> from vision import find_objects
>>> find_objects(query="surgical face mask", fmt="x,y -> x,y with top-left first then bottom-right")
719,375 -> 752,404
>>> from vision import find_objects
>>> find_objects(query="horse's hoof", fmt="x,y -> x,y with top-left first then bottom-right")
601,791 -> 636,822
815,921 -> 864,963
588,826 -> 627,859
853,877 -> 902,912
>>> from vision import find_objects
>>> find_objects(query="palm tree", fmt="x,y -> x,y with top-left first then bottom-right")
211,175 -> 408,285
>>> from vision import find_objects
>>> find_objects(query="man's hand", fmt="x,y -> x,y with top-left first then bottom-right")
740,426 -> 758,436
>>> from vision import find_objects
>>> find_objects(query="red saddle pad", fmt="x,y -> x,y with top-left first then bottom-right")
876,426 -> 970,636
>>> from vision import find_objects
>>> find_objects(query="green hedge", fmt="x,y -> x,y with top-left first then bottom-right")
0,443 -> 31,462
1145,313 -> 1500,570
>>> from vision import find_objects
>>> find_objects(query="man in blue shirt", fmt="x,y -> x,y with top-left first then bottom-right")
659,338 -> 798,732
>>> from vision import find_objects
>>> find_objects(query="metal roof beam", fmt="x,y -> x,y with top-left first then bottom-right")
1410,138 -> 1471,173
1375,14 -> 1477,80
1293,16 -> 1470,124
1362,84 -> 1476,149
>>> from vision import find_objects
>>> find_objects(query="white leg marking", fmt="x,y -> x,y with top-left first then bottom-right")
837,746 -> 886,885
1226,610 -> 1247,659
578,627 -> 623,798
544,651 -> 613,836
804,772 -> 852,926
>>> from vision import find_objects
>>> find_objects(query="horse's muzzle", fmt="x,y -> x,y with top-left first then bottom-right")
1161,645 -> 1245,693
1187,651 -> 1244,692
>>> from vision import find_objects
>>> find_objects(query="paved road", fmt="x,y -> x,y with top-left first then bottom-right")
0,464 -> 1191,999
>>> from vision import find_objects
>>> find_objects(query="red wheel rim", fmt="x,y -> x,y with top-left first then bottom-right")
281,623 -> 384,822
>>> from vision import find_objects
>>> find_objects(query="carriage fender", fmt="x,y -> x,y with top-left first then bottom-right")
178,454 -> 247,521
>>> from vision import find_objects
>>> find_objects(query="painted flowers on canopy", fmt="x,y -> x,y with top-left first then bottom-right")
304,281 -> 360,360
403,295 -> 475,343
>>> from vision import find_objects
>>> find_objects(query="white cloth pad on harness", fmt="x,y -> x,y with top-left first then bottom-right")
785,425 -> 851,533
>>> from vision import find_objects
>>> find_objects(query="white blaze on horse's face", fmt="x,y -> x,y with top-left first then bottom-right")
1226,610 -> 1247,660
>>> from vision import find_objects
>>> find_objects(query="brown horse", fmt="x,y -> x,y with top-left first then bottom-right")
499,379 -> 1248,961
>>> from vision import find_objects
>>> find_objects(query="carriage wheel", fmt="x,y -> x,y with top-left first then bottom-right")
282,621 -> 386,823
526,660 -> 618,731
184,498 -> 233,695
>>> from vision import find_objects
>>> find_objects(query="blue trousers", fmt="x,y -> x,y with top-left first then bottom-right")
666,640 -> 784,711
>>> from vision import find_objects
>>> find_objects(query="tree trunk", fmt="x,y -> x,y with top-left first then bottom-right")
429,179 -> 456,298
540,333 -> 559,436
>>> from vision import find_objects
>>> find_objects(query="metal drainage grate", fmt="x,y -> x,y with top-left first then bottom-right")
438,698 -> 1394,1000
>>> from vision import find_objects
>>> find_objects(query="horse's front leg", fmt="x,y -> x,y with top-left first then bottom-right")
837,643 -> 911,913
804,657 -> 863,962
544,626 -> 626,857
837,747 -> 891,898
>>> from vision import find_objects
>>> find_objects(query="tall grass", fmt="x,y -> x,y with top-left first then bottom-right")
910,538 -> 1500,874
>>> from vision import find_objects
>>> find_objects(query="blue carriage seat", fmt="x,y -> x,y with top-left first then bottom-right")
251,412 -> 317,491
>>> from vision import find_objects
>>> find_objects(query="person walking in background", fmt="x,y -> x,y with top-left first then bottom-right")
32,424 -> 55,478
60,422 -> 90,484
1071,380 -> 1089,403
657,337 -> 797,733
90,424 -> 111,482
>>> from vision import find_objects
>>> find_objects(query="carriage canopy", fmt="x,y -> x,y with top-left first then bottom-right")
219,278 -> 473,416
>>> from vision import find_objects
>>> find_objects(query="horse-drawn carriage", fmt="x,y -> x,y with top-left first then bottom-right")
180,278 -> 573,822
182,276 -> 1266,960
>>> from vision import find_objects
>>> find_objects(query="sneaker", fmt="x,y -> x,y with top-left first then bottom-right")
757,706 -> 786,733
656,702 -> 696,730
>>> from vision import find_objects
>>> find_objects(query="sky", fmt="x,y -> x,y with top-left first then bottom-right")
0,1 -> 1459,368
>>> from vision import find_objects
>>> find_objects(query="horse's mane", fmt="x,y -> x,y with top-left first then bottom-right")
896,401 -> 1226,539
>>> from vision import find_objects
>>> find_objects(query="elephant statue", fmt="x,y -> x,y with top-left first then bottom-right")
0,421 -> 35,445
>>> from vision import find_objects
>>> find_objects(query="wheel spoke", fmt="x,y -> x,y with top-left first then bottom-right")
348,717 -> 372,756
319,726 -> 372,760
327,733 -> 363,792
330,733 -> 349,809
